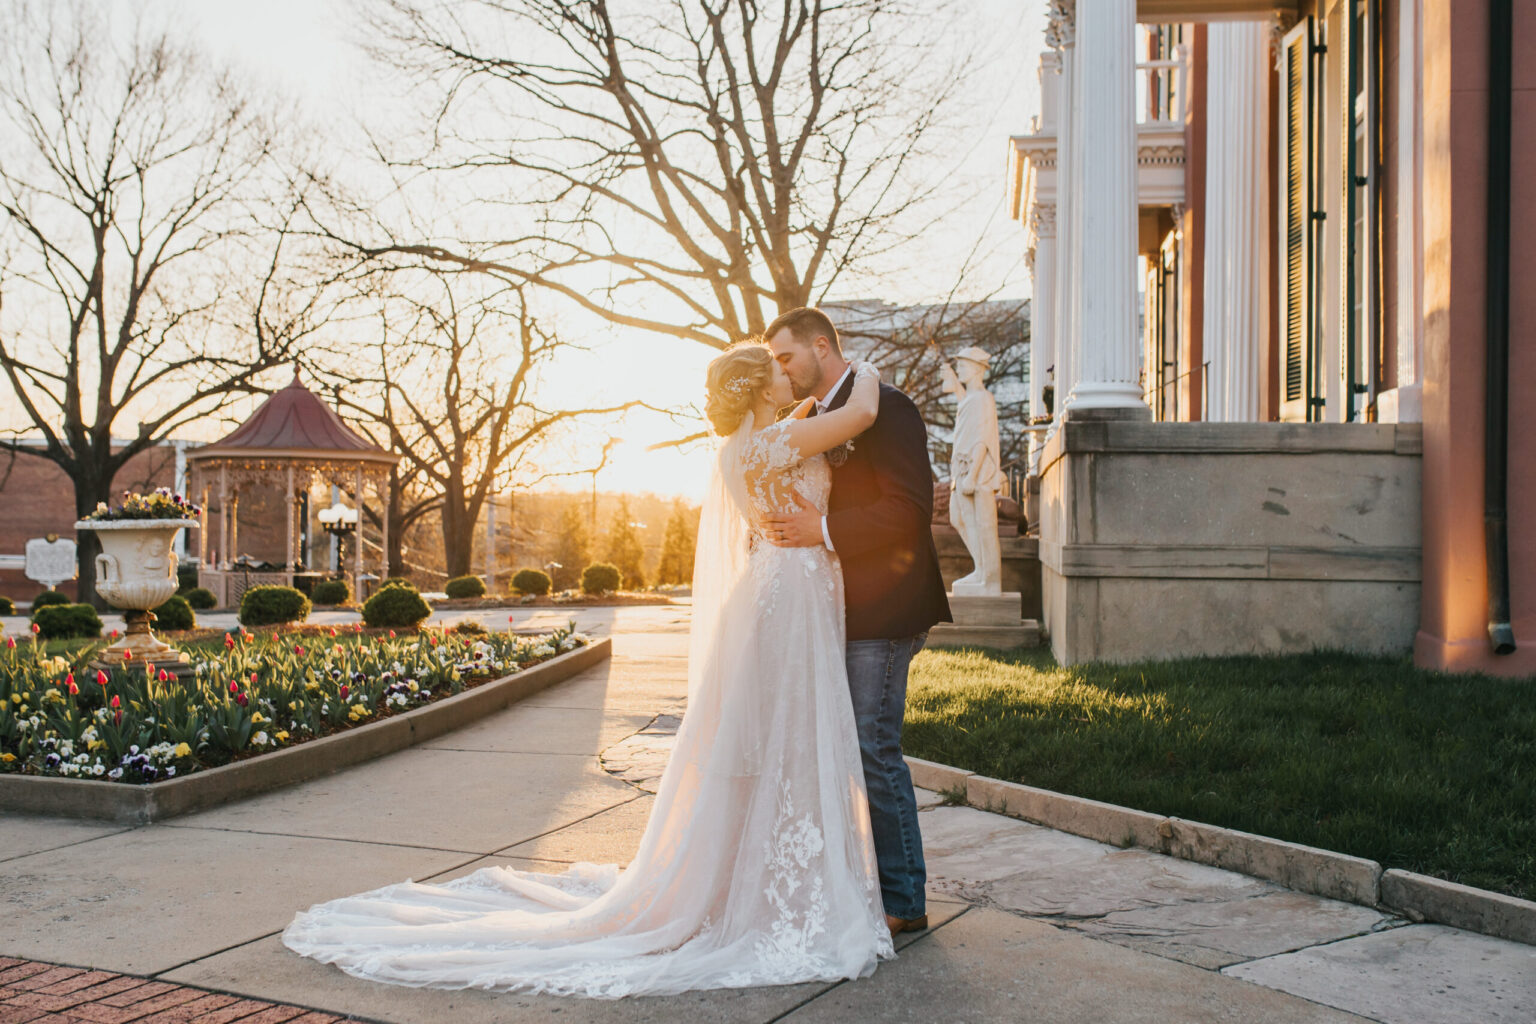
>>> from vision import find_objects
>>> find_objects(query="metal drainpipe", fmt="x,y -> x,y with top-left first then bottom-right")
1484,0 -> 1516,654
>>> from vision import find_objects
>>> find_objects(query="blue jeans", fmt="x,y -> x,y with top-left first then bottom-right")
845,632 -> 927,920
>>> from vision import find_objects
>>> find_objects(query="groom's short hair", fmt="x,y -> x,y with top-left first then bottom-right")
766,307 -> 841,356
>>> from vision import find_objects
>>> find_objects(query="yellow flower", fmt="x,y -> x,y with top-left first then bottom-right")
347,705 -> 371,722
250,712 -> 268,724
87,740 -> 105,752
173,742 -> 191,758
0,753 -> 15,763
275,731 -> 289,742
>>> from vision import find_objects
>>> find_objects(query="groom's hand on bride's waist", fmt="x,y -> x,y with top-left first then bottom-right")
762,492 -> 824,548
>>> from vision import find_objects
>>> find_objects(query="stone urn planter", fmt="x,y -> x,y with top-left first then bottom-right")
74,518 -> 199,677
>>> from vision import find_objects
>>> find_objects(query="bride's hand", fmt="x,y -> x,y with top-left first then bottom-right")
853,360 -> 881,384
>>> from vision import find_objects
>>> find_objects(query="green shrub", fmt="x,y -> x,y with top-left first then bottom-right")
183,587 -> 217,610
311,579 -> 352,606
381,576 -> 416,591
511,568 -> 552,596
0,595 -> 13,616
29,589 -> 70,615
151,594 -> 196,631
362,584 -> 432,628
444,575 -> 486,599
31,603 -> 102,640
581,562 -> 621,595
238,585 -> 311,627
176,564 -> 199,593
451,619 -> 488,637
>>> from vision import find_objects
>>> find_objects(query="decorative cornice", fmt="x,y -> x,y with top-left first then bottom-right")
1031,203 -> 1058,239
1270,10 -> 1299,70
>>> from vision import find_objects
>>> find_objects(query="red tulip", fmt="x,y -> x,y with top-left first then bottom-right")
158,670 -> 170,682
340,685 -> 349,699
389,630 -> 396,639
250,672 -> 258,685
31,623 -> 40,634
225,634 -> 235,649
123,648 -> 132,661
329,628 -> 337,637
228,679 -> 240,695
5,636 -> 14,649
508,615 -> 515,623
110,629 -> 120,640
235,693 -> 248,707
109,695 -> 121,709
96,670 -> 108,687
67,680 -> 79,695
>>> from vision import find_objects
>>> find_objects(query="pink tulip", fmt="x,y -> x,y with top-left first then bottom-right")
5,636 -> 14,649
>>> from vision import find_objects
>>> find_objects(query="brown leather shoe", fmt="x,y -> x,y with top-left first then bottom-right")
885,913 -> 929,935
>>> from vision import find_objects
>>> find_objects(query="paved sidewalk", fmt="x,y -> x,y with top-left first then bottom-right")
2,607 -> 1531,1023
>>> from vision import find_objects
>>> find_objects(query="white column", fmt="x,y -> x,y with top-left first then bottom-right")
1203,21 -> 1271,422
284,463 -> 296,572
1050,4 -> 1078,425
1064,0 -> 1146,416
328,484 -> 339,573
1028,204 -> 1057,474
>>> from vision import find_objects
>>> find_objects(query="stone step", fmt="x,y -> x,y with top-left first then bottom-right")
946,592 -> 1025,626
927,620 -> 1041,649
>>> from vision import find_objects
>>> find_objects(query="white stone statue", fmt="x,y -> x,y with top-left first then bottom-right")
941,347 -> 1003,596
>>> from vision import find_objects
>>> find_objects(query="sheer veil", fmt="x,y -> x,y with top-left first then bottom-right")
687,419 -> 754,707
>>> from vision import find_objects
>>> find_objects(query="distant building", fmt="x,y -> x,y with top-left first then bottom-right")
1008,1 -> 1533,675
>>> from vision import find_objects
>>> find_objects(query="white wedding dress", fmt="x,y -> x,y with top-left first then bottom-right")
282,418 -> 894,997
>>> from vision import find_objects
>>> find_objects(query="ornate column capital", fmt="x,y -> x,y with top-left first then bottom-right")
1046,0 -> 1075,51
1031,202 -> 1058,239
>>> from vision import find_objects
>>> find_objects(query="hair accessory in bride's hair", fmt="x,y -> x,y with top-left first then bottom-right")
723,376 -> 752,396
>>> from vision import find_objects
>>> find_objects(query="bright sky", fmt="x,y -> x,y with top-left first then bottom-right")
112,0 -> 1047,498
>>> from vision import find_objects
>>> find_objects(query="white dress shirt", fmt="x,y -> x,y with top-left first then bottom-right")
816,365 -> 855,551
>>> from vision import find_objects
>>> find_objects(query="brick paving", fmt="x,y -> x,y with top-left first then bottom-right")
0,958 -> 361,1024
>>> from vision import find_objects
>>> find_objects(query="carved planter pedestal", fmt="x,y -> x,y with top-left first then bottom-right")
75,518 -> 199,678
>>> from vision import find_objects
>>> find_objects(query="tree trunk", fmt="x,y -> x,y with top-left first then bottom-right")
440,500 -> 477,580
71,468 -> 112,608
386,469 -> 406,577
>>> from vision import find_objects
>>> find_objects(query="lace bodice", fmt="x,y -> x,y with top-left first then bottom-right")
742,421 -> 831,534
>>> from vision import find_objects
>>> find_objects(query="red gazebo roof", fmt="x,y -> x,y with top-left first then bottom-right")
188,373 -> 397,465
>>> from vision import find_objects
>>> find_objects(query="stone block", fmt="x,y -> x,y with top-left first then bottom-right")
1160,817 -> 1381,906
964,775 -> 1166,850
902,756 -> 973,795
1379,868 -> 1536,945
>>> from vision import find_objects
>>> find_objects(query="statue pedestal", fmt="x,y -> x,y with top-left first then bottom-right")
927,593 -> 1040,649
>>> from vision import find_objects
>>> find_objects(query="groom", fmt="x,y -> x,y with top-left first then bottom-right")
762,307 -> 952,936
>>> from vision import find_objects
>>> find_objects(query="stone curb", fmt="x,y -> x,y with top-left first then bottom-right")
1380,868 -> 1536,944
0,637 -> 612,825
908,755 -> 1535,947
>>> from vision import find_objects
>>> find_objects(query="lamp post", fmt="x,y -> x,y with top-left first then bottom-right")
317,501 -> 359,580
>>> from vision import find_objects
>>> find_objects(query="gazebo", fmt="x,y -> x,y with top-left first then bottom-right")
187,372 -> 398,607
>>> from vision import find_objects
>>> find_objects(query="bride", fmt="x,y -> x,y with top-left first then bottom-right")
283,343 -> 894,998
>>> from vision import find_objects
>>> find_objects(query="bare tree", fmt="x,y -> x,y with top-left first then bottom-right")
341,0 -> 972,348
323,270 -> 641,579
0,3 -> 325,602
828,297 -> 1031,470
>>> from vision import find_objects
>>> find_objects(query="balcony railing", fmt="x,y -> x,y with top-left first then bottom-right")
1137,48 -> 1188,127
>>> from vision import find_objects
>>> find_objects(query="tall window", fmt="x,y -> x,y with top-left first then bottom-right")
1342,0 -> 1376,421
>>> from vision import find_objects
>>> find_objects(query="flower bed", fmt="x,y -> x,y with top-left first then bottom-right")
0,621 -> 590,785
429,591 -> 675,610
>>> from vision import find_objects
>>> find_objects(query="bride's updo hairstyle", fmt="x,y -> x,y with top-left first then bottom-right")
705,342 -> 773,436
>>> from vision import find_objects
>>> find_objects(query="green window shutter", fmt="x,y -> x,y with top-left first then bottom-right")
1280,18 -> 1319,422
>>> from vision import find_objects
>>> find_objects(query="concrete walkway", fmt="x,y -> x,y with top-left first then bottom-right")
2,607 -> 1531,1023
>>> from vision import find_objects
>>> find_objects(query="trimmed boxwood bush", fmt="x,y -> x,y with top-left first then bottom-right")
311,578 -> 352,606
451,619 -> 488,637
152,594 -> 196,631
362,584 -> 432,628
0,596 -> 13,616
239,585 -> 311,627
581,562 -> 621,595
183,587 -> 217,610
30,589 -> 70,615
381,576 -> 416,591
176,564 -> 199,593
32,603 -> 102,640
512,568 -> 552,596
444,575 -> 486,599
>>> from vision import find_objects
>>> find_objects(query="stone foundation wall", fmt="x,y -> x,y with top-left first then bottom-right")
931,526 -> 1042,621
1037,421 -> 1422,664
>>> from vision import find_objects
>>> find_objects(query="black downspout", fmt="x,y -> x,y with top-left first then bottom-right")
1485,0 -> 1516,654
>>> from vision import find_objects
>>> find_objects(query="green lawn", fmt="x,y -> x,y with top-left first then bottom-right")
904,646 -> 1536,900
